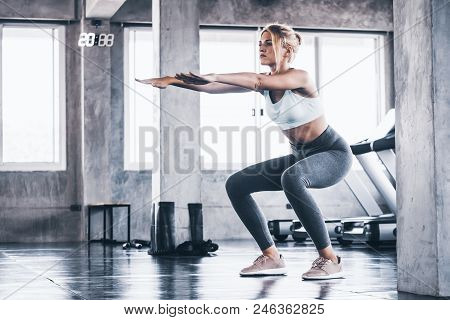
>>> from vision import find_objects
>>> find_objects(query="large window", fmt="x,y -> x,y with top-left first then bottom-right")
0,24 -> 66,171
317,34 -> 384,143
200,28 -> 386,170
200,29 -> 259,170
124,27 -> 154,170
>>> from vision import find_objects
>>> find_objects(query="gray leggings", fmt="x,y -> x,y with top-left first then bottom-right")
225,125 -> 353,251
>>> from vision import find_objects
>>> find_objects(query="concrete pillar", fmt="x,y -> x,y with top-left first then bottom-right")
77,0 -> 154,242
79,1 -> 117,240
152,0 -> 201,245
81,18 -> 114,207
394,0 -> 450,297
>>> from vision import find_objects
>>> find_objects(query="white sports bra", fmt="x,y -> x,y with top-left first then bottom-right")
263,89 -> 324,130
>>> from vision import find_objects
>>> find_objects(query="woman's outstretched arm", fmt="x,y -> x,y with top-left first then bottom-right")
212,69 -> 310,91
136,76 -> 251,94
172,77 -> 251,93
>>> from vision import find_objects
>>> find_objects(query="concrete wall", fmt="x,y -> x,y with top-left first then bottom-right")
112,0 -> 393,31
394,0 -> 450,297
199,0 -> 393,31
0,0 -> 394,243
0,17 -> 83,242
0,0 -> 77,20
432,0 -> 450,298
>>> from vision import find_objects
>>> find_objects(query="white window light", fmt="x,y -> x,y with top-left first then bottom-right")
0,24 -> 66,171
124,27 -> 155,171
200,29 -> 259,170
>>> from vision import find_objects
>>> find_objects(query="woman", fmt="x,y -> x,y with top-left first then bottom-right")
137,23 -> 353,280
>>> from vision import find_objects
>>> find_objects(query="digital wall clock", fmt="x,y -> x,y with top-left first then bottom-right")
78,32 -> 115,47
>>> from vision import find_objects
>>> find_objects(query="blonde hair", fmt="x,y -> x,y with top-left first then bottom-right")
260,22 -> 302,74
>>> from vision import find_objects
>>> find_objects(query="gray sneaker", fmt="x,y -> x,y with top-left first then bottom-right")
240,254 -> 287,276
301,256 -> 344,280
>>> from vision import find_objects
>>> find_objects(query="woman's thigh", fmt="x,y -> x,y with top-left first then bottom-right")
284,149 -> 353,189
226,153 -> 297,195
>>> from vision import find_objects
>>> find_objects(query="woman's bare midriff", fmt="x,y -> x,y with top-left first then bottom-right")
282,115 -> 328,144
264,86 -> 327,144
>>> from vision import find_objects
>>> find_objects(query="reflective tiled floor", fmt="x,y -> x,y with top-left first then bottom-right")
0,240 -> 439,300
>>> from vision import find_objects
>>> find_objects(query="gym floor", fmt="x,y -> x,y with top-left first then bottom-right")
0,239 -> 437,300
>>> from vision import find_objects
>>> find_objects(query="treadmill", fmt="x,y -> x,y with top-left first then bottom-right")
291,219 -> 344,243
341,110 -> 396,245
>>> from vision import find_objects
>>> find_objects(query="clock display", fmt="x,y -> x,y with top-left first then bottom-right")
78,33 -> 114,47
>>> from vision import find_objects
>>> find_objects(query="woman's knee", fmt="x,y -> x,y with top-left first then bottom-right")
280,166 -> 310,191
225,171 -> 245,197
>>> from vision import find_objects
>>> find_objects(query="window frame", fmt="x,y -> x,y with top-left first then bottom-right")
199,28 -> 261,171
313,30 -> 386,124
0,23 -> 66,172
123,26 -> 154,171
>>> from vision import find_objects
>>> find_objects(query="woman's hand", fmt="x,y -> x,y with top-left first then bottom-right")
175,72 -> 216,85
135,76 -> 172,89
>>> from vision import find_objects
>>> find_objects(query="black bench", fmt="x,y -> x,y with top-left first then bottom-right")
87,203 -> 131,246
